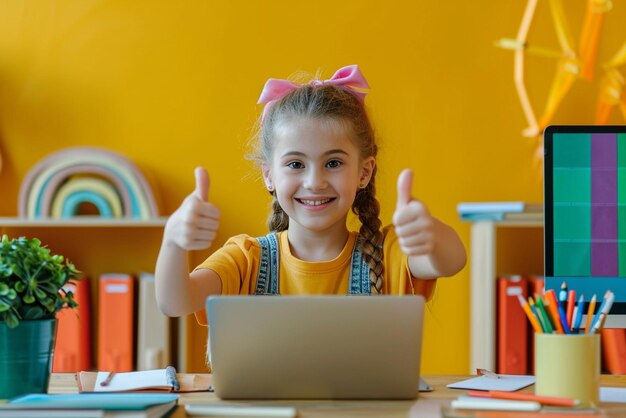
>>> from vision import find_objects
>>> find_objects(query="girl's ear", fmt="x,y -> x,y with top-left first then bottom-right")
359,157 -> 376,188
262,163 -> 273,191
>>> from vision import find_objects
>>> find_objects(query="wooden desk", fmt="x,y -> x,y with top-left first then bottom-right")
48,374 -> 626,417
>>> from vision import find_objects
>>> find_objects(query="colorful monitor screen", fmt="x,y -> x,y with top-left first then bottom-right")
544,125 -> 626,326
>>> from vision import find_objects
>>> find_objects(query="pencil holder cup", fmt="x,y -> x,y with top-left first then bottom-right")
534,333 -> 600,408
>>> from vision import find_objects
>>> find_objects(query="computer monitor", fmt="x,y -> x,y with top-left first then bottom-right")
544,125 -> 626,327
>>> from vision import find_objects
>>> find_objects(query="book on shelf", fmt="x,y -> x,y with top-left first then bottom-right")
457,202 -> 543,221
137,272 -> 170,370
98,273 -> 135,372
76,369 -> 211,393
496,275 -> 528,375
0,393 -> 178,418
601,329 -> 626,374
52,276 -> 92,372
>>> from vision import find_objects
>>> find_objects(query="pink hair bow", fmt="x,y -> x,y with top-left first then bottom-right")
257,65 -> 369,118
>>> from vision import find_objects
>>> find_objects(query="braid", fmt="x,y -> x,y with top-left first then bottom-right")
353,171 -> 384,294
268,193 -> 289,232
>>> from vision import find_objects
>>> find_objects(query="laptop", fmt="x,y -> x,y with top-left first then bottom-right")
206,295 -> 425,400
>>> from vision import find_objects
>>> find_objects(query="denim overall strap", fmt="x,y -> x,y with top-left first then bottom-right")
256,232 -> 370,295
349,235 -> 371,295
255,232 -> 280,295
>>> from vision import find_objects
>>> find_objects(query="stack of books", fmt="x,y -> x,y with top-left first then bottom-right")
0,393 -> 178,417
457,201 -> 543,221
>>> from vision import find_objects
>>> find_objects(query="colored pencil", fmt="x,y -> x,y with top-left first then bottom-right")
566,289 -> 576,330
533,297 -> 554,334
517,295 -> 543,333
584,294 -> 597,334
572,294 -> 584,331
545,289 -> 565,334
466,390 -> 580,407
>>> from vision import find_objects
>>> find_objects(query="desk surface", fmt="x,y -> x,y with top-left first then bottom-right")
48,374 -> 626,417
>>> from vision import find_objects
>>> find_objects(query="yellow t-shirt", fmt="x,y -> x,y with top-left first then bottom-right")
194,225 -> 436,325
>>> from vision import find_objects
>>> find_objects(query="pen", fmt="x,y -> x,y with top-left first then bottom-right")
466,390 -> 580,407
590,313 -> 606,334
558,281 -> 568,312
590,290 -> 614,331
584,294 -> 597,334
100,371 -> 115,387
572,294 -> 584,331
165,366 -> 180,391
517,295 -> 543,333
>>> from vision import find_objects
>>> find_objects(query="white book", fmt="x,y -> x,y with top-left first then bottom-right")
457,201 -> 542,215
451,396 -> 541,411
137,272 -> 170,370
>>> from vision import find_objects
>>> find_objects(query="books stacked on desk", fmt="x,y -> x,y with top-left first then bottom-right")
0,393 -> 178,417
457,201 -> 543,221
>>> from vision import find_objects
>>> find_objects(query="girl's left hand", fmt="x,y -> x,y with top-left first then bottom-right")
392,169 -> 435,256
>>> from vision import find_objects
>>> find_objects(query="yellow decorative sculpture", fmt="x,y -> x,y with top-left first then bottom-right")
496,0 -> 625,149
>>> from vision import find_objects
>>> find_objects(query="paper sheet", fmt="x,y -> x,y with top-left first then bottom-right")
446,375 -> 535,391
600,386 -> 626,403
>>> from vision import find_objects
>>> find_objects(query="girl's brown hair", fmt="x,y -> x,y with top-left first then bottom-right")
254,83 -> 384,293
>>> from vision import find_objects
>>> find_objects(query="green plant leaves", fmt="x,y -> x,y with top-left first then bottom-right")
0,235 -> 81,328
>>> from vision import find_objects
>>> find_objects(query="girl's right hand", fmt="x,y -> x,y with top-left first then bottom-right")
163,166 -> 221,251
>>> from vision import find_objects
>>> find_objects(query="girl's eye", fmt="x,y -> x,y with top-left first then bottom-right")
287,161 -> 304,169
326,159 -> 342,169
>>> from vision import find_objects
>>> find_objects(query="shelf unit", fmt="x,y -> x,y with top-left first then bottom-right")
0,217 -> 174,369
465,215 -> 543,373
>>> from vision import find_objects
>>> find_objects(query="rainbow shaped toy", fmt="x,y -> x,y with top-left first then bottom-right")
18,147 -> 159,219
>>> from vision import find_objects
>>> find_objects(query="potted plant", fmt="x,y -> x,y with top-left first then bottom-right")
0,235 -> 80,399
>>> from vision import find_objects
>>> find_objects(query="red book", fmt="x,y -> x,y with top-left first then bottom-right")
98,273 -> 135,372
497,275 -> 528,374
601,329 -> 626,374
53,277 -> 92,372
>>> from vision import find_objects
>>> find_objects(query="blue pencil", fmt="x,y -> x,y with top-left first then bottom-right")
557,303 -> 571,334
572,295 -> 584,331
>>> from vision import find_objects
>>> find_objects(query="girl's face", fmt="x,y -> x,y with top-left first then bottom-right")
262,117 -> 375,235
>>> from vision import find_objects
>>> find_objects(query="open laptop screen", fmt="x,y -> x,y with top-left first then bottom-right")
544,125 -> 626,325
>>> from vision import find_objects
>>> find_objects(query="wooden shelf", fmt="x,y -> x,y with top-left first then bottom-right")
463,216 -> 543,373
0,217 -> 168,228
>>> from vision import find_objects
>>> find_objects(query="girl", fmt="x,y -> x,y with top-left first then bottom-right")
155,65 -> 466,320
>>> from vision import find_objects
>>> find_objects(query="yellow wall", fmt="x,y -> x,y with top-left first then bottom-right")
1,1 -> 625,373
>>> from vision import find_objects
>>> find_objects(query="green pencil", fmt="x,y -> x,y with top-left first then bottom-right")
534,297 -> 554,334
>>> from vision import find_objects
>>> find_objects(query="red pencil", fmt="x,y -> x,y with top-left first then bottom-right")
566,289 -> 576,330
466,390 -> 580,407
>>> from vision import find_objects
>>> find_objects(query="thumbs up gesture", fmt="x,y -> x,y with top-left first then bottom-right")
164,167 -> 221,251
392,169 -> 435,256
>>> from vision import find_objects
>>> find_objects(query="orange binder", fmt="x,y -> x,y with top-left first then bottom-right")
496,275 -> 528,375
601,329 -> 626,374
53,277 -> 92,372
98,273 -> 135,372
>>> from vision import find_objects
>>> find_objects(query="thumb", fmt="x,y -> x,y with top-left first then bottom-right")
193,166 -> 210,202
396,169 -> 413,208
